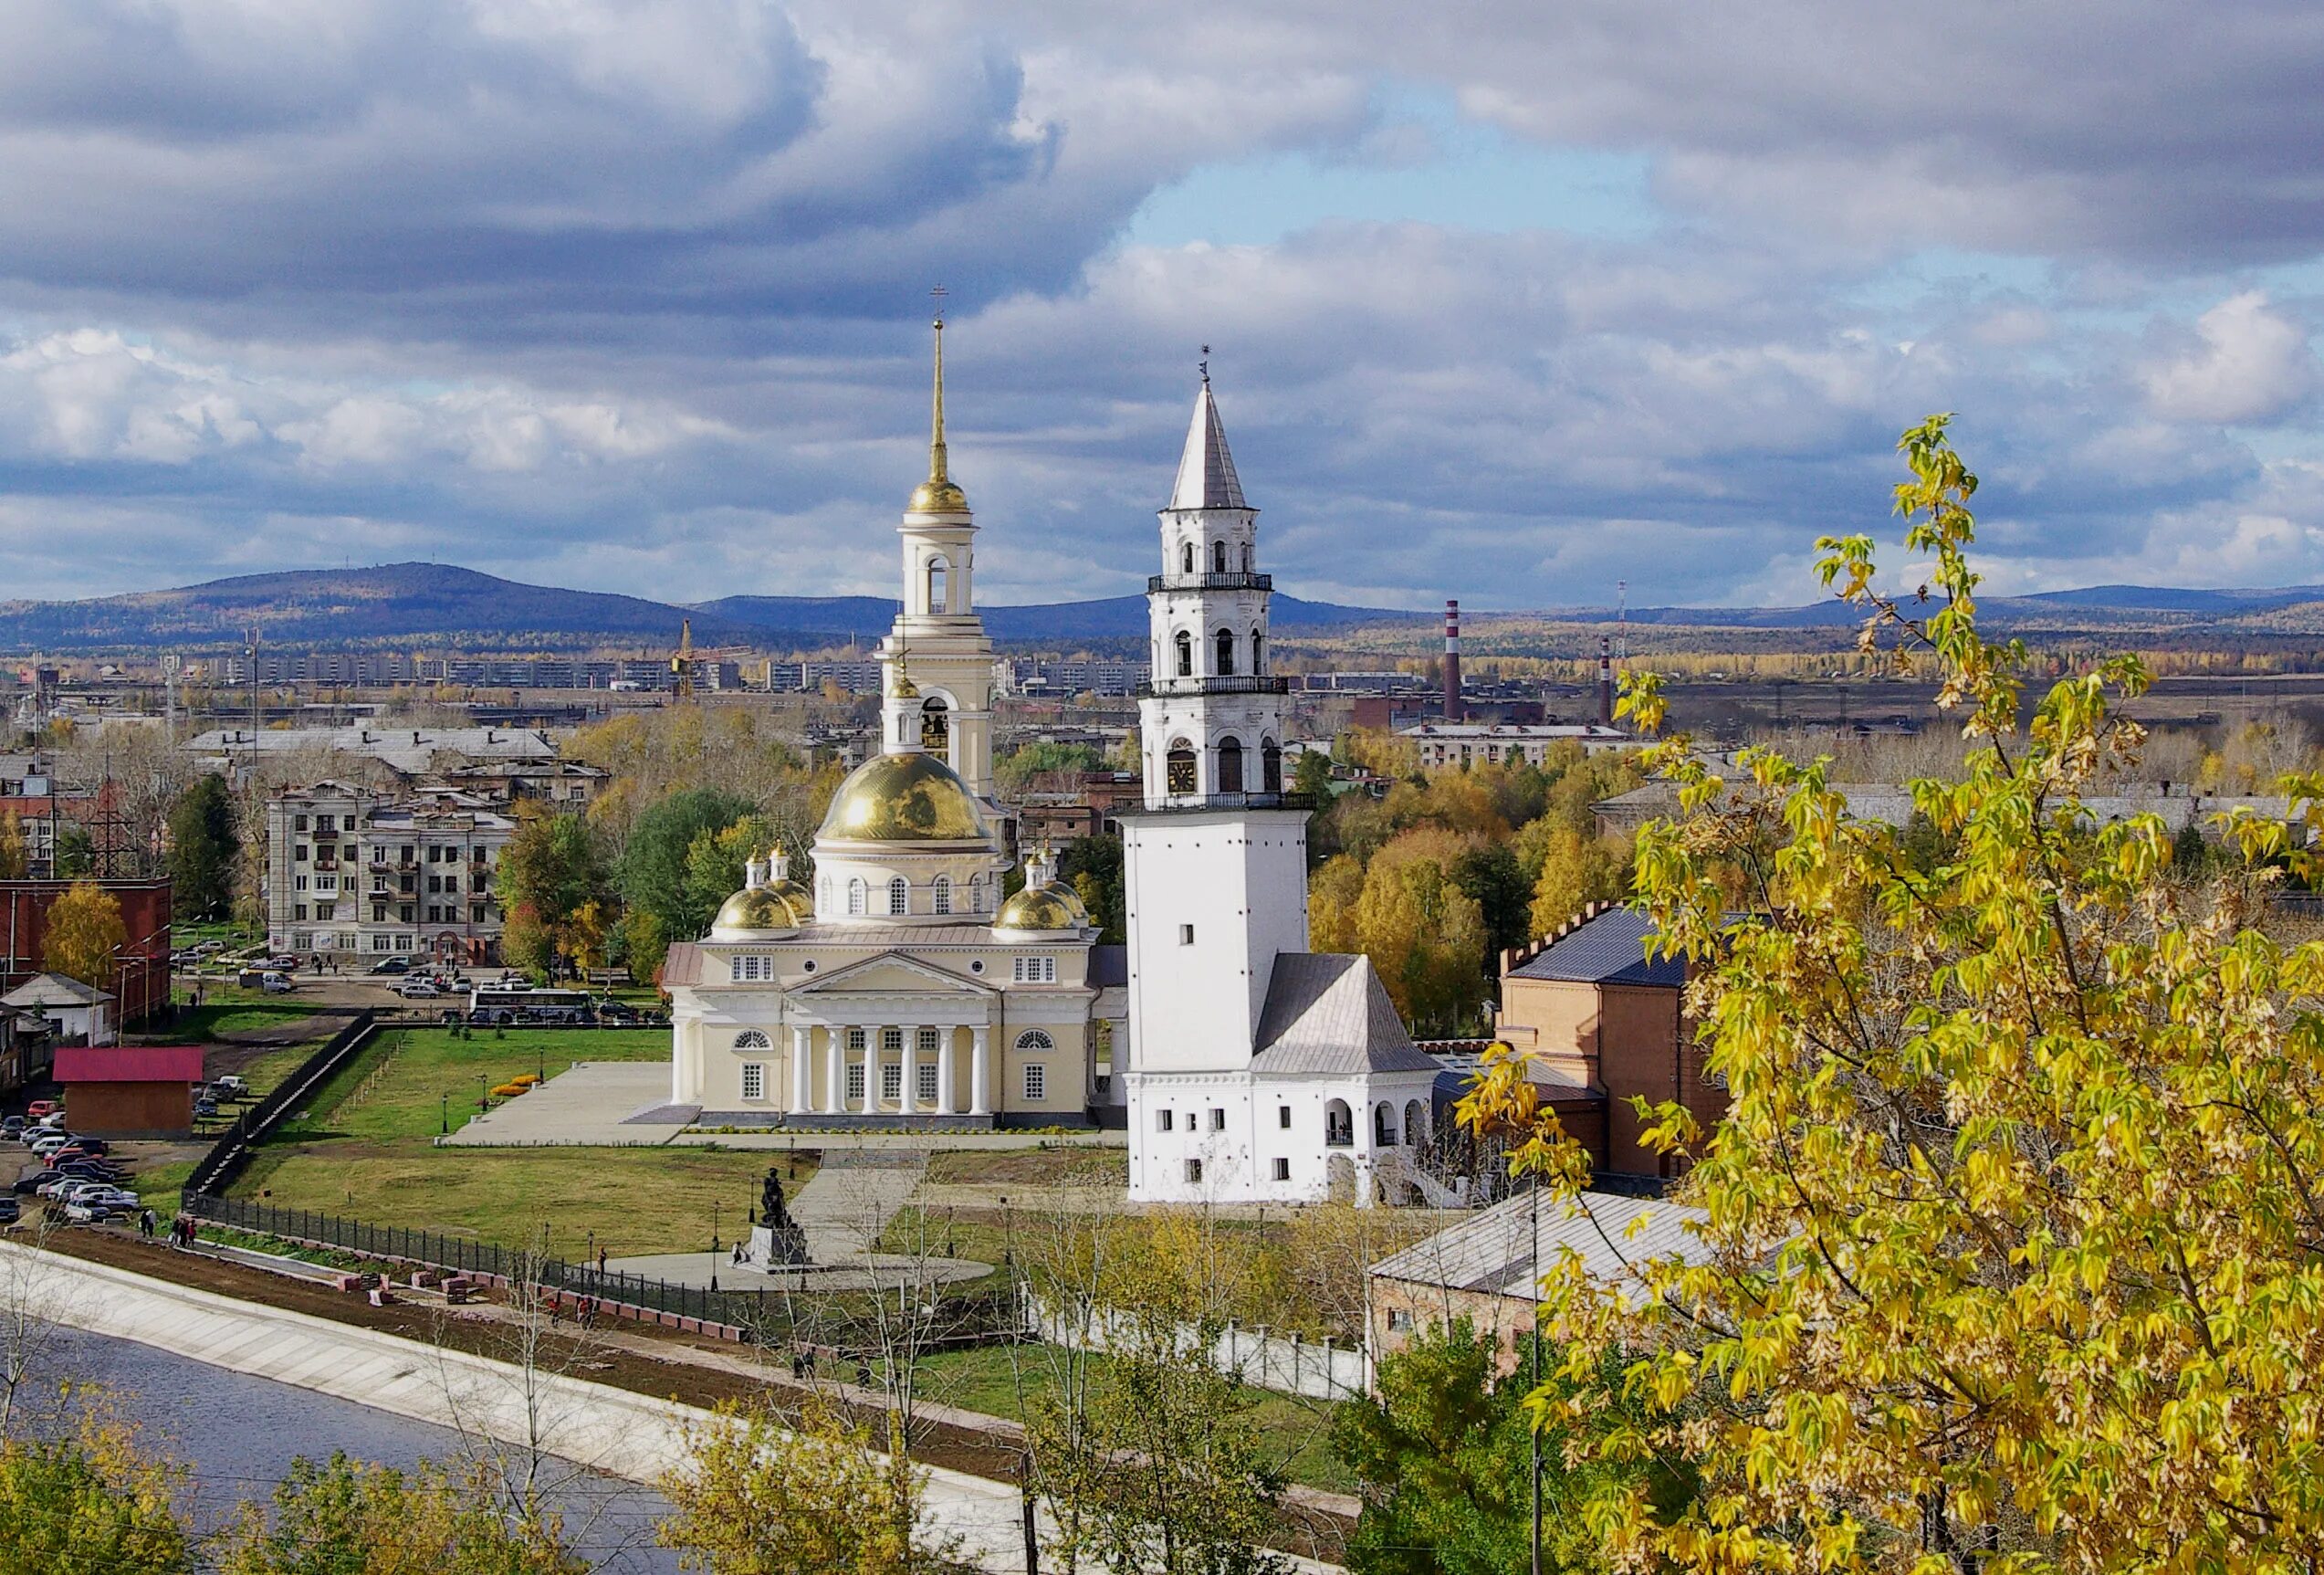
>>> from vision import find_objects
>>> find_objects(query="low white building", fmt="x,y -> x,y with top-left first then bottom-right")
262,785 -> 515,964
1,972 -> 114,1046
1399,722 -> 1634,770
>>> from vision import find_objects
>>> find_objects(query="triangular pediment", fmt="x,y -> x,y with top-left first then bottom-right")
791,950 -> 994,997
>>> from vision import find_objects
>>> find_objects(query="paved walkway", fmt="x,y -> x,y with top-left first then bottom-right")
440,1062 -> 684,1147
606,1151 -> 949,1289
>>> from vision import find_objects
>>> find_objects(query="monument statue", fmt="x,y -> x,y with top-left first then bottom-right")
751,1165 -> 810,1267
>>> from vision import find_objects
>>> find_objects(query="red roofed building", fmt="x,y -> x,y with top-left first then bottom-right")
55,1045 -> 204,1139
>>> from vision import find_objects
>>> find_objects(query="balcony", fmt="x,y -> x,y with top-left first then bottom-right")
1136,791 -> 1314,815
1146,572 -> 1272,594
1134,675 -> 1291,699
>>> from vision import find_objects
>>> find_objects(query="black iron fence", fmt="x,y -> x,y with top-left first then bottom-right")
180,1190 -> 1027,1349
183,1011 -> 378,1197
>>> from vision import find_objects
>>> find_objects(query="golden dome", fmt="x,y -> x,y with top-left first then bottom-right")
908,477 -> 968,514
712,885 -> 806,937
819,750 -> 995,845
995,881 -> 1091,933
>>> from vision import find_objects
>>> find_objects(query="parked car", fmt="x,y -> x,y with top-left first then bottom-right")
368,956 -> 413,975
398,981 -> 442,1000
261,971 -> 295,993
10,1174 -> 50,1196
0,1117 -> 22,1138
29,1134 -> 76,1157
61,1201 -> 116,1224
25,1101 -> 57,1120
0,1198 -> 20,1225
592,999 -> 644,1024
194,1098 -> 220,1118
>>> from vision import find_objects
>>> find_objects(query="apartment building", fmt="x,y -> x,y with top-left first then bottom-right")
263,785 -> 514,964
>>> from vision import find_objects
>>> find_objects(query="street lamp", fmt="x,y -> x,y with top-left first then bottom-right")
440,1091 -> 449,1136
711,1200 -> 721,1255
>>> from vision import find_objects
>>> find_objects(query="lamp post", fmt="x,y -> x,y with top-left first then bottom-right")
711,1200 -> 721,1255
476,1072 -> 487,1111
440,1091 -> 449,1136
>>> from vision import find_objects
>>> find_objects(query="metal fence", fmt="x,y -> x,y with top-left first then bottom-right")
183,1011 -> 379,1197
181,1190 -> 1026,1349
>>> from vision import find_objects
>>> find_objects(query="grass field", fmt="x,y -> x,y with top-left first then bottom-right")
162,1003 -> 330,1045
233,1024 -> 806,1256
909,1344 -> 1355,1494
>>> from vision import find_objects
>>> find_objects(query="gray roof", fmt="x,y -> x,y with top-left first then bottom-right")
1167,382 -> 1248,511
1371,1188 -> 1713,1307
1594,780 -> 2292,835
1250,953 -> 1440,1076
1,972 -> 113,1008
1510,907 -> 1683,988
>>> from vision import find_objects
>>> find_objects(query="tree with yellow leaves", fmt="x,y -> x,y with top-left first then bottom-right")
1462,415 -> 2324,1572
0,813 -> 26,879
42,880 -> 126,989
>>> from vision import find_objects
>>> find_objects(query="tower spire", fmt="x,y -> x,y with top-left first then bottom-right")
908,290 -> 968,514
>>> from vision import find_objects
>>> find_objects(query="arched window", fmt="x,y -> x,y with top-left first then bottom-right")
846,877 -> 866,916
1261,737 -> 1282,793
1251,629 -> 1264,674
733,1029 -> 771,1050
1180,541 -> 1195,574
1404,1099 -> 1427,1146
1214,627 -> 1235,676
933,875 -> 952,916
1174,630 -> 1193,677
1241,541 -> 1251,572
1217,736 -> 1244,793
920,695 -> 948,752
926,555 -> 948,614
967,876 -> 983,912
1211,541 -> 1227,573
888,877 -> 909,916
1375,1101 -> 1399,1145
1016,1028 -> 1054,1052
1167,741 -> 1198,795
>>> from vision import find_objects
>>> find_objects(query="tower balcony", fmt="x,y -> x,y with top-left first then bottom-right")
1146,572 -> 1272,594
1138,790 -> 1315,815
1134,675 -> 1291,699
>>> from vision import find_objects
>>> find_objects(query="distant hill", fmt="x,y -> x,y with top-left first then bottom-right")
0,563 -> 1420,654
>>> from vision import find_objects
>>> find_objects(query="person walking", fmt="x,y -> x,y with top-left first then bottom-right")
138,1207 -> 155,1240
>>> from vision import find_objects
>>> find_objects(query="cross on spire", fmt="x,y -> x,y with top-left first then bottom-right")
1199,343 -> 1210,384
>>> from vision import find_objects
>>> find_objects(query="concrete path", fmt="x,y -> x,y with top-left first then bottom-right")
604,1150 -> 941,1288
440,1062 -> 685,1148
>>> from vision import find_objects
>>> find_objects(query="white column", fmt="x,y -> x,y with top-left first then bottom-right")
969,1024 -> 990,1117
936,1028 -> 956,1116
900,1025 -> 919,1115
789,1026 -> 810,1114
862,1030 -> 881,1115
824,1029 -> 843,1116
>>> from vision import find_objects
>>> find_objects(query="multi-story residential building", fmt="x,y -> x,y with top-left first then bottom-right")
189,725 -> 560,782
263,786 -> 514,964
440,760 -> 608,809
1398,721 -> 1633,770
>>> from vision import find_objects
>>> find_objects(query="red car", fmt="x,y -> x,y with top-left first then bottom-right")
25,1101 -> 58,1120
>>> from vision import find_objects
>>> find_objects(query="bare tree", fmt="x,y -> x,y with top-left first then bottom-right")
0,1223 -> 81,1439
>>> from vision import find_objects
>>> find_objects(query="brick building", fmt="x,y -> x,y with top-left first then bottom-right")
1489,903 -> 1725,1183
0,878 -> 173,1030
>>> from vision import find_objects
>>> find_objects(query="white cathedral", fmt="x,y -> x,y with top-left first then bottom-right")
662,320 -> 1441,1206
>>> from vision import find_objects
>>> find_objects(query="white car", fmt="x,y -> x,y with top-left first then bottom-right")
398,981 -> 442,999
78,1187 -> 141,1213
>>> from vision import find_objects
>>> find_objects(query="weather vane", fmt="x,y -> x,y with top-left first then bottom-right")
931,282 -> 947,326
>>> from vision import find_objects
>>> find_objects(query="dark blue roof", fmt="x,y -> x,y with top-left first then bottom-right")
1509,907 -> 1685,988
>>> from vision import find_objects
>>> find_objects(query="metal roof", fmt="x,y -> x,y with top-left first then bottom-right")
1167,382 -> 1248,511
1250,953 -> 1441,1076
1509,907 -> 1684,988
1370,1188 -> 1713,1307
2,972 -> 114,1008
56,1045 -> 204,1084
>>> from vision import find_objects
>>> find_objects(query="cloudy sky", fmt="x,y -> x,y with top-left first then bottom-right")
1,0 -> 2320,611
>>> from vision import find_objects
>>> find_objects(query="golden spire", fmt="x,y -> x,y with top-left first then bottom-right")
908,296 -> 968,514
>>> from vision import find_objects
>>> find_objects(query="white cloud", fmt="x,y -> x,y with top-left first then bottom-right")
2140,291 -> 2315,425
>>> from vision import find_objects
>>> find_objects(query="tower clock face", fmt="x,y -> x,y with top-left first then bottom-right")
1167,751 -> 1198,794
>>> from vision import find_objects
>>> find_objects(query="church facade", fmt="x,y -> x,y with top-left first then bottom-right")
660,316 -> 1119,1129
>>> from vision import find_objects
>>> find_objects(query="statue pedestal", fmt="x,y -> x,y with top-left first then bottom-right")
745,1220 -> 810,1270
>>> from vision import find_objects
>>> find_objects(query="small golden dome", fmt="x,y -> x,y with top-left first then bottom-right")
712,885 -> 805,938
907,477 -> 968,514
819,750 -> 994,845
995,881 -> 1091,934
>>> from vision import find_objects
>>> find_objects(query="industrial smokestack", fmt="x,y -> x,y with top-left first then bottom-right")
1443,600 -> 1462,721
1597,635 -> 1614,728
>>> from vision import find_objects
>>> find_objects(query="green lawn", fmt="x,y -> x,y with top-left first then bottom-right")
232,1024 -> 805,1257
159,1003 -> 329,1044
911,1344 -> 1355,1495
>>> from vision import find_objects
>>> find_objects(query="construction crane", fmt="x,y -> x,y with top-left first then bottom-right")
671,617 -> 696,700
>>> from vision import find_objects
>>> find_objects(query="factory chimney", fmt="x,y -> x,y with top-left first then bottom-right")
1597,635 -> 1614,728
1442,600 -> 1462,721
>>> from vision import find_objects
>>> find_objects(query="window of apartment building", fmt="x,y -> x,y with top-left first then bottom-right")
293,904 -> 309,921
443,874 -> 459,894
740,1064 -> 766,1102
315,905 -> 335,921
1209,1108 -> 1225,1131
316,876 -> 336,892
399,906 -> 414,923
372,875 -> 388,892
372,906 -> 388,923
730,955 -> 774,983
341,844 -> 356,861
1278,1105 -> 1292,1129
293,845 -> 308,863
1157,1108 -> 1173,1132
316,815 -> 334,834
1272,1157 -> 1291,1181
294,875 -> 309,892
394,934 -> 414,951
470,905 -> 486,925
291,931 -> 310,950
1023,1064 -> 1046,1100
1012,956 -> 1056,984
294,814 -> 309,832
372,934 -> 392,951
1185,1158 -> 1202,1184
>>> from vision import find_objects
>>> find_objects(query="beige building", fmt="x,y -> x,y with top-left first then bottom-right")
660,316 -> 1125,1129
